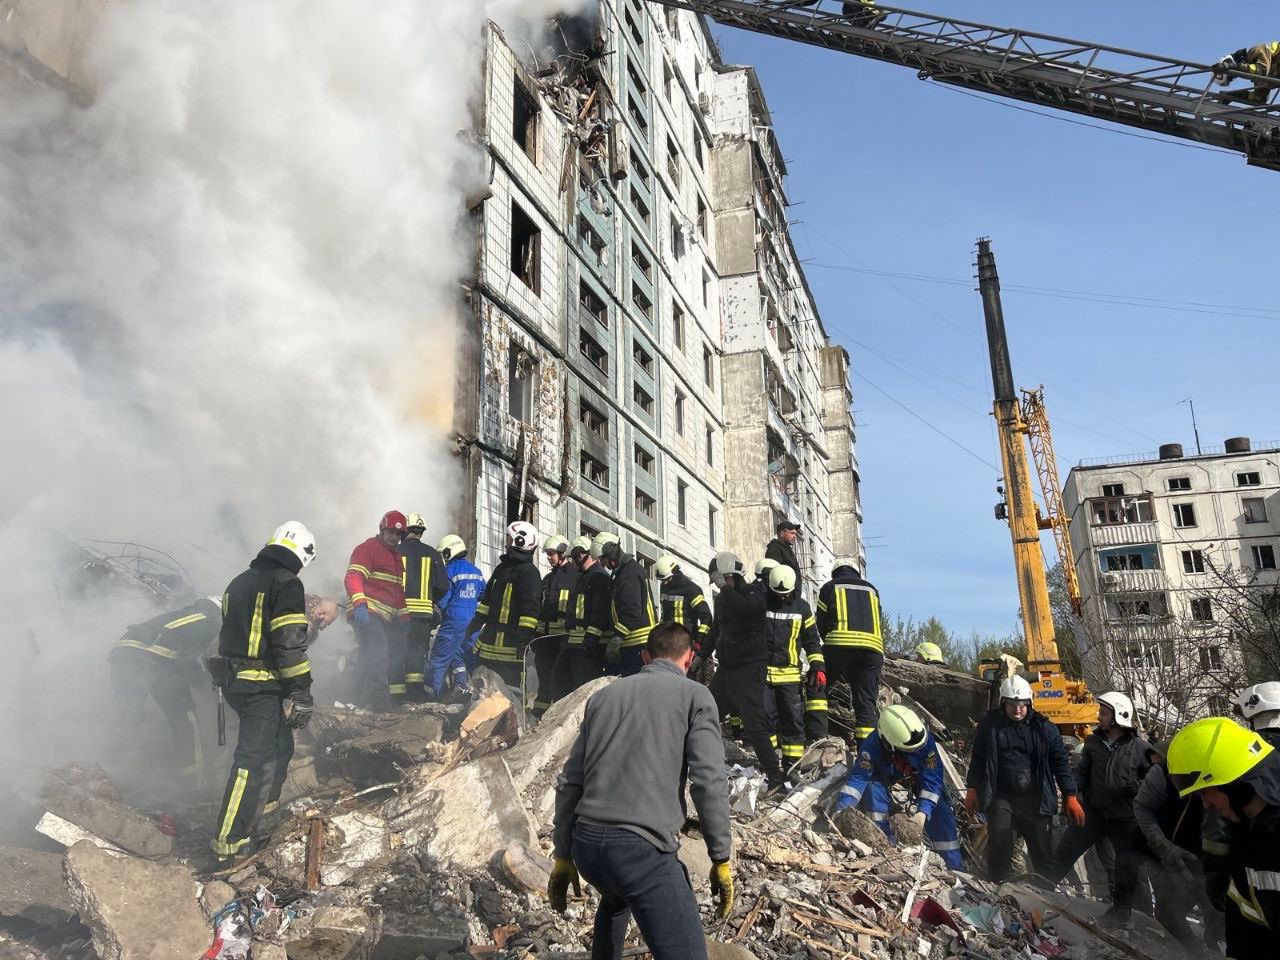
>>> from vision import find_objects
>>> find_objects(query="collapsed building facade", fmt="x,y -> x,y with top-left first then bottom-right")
456,0 -> 864,589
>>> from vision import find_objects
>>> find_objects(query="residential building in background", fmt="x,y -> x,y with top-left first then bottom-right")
1063,436 -> 1280,720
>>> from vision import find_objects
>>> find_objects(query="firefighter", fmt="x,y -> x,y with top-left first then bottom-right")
345,511 -> 411,709
843,1 -> 887,31
1167,717 -> 1280,959
804,664 -> 829,745
965,676 -> 1082,882
399,512 -> 451,700
655,555 -> 712,650
836,705 -> 964,868
753,557 -> 778,584
1215,44 -> 1280,105
534,534 -> 578,716
763,522 -> 802,589
428,534 -> 484,699
210,521 -> 315,862
703,551 -> 785,789
1048,692 -> 1151,927
1239,681 -> 1280,745
594,532 -> 657,677
551,534 -> 610,695
109,595 -> 223,780
763,565 -> 823,770
815,560 -> 883,745
466,521 -> 542,692
914,641 -> 945,666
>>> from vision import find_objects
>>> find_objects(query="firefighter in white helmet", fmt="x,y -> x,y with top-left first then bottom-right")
1239,681 -> 1280,747
465,521 -> 543,692
533,534 -> 578,716
762,566 -> 823,769
655,555 -> 713,651
398,513 -> 451,700
551,534 -> 611,694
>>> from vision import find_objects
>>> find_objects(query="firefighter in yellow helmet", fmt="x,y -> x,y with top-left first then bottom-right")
1167,717 -> 1280,958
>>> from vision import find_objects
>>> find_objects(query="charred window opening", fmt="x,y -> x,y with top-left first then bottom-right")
631,242 -> 652,281
630,187 -> 650,226
633,381 -> 654,416
512,77 -> 540,162
634,443 -> 655,475
577,216 -> 605,264
509,201 -> 541,294
580,450 -> 610,491
507,344 -> 535,423
579,280 -> 607,327
635,488 -> 656,521
505,484 -> 536,525
632,283 -> 652,321
579,399 -> 608,440
579,327 -> 608,374
633,339 -> 654,376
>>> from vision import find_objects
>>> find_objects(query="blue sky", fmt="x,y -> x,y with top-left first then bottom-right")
707,3 -> 1279,638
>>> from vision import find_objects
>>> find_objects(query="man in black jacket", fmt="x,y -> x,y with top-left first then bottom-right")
704,551 -> 785,788
815,560 -> 883,744
964,675 -> 1082,882
552,535 -> 611,694
211,521 -> 316,862
533,534 -> 578,716
594,532 -> 657,678
1048,691 -> 1150,926
467,521 -> 544,691
399,513 -> 451,700
655,555 -> 712,651
764,521 -> 803,590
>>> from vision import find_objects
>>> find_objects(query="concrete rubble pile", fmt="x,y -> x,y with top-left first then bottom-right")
0,668 -> 1179,960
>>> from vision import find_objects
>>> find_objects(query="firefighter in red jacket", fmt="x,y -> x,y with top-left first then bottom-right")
346,511 -> 411,709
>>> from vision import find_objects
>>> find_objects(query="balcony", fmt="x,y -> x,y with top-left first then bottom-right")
1097,569 -> 1167,593
1089,521 -> 1159,547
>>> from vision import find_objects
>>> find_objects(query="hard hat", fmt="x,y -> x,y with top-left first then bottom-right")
878,704 -> 928,752
507,520 -> 540,552
570,534 -> 592,556
833,558 -> 861,577
380,510 -> 408,533
915,642 -> 944,664
542,534 -> 570,554
1097,691 -> 1136,729
709,551 -> 744,579
406,512 -> 427,531
589,531 -> 621,561
436,534 -> 466,560
754,558 -> 779,577
1166,716 -> 1275,798
768,565 -> 797,595
1238,681 -> 1280,722
999,675 -> 1033,703
267,521 -> 317,569
655,555 -> 679,579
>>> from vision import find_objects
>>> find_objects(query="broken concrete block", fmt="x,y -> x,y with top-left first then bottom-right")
35,811 -> 126,854
0,846 -> 75,924
199,879 -> 237,920
372,911 -> 468,959
500,841 -> 551,896
706,940 -> 756,959
260,810 -> 394,889
831,807 -> 890,852
278,754 -> 321,804
331,715 -> 446,786
63,840 -> 209,960
503,677 -> 612,793
254,943 -> 288,960
285,904 -> 382,960
40,791 -> 173,858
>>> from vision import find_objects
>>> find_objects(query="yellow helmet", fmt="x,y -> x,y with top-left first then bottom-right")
877,704 -> 928,752
915,641 -> 944,664
1166,716 -> 1275,798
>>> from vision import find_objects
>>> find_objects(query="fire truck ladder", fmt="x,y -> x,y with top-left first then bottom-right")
649,1 -> 1280,171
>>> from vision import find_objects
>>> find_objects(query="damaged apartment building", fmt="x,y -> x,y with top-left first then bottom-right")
455,0 -> 864,590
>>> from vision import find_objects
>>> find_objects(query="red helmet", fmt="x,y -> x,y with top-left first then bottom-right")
380,510 -> 408,532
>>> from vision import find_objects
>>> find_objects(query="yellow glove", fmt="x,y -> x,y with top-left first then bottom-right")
709,860 -> 734,920
547,857 -> 580,913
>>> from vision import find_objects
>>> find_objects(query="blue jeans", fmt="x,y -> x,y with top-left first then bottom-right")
571,822 -> 707,960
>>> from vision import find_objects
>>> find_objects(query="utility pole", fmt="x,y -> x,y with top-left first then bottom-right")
1179,398 -> 1203,455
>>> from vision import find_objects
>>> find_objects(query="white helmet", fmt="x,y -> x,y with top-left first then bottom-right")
754,558 -> 779,578
570,534 -> 592,556
542,533 -> 570,555
267,521 -> 317,569
655,555 -> 679,579
506,520 -> 540,551
437,533 -> 466,560
832,558 -> 861,577
999,675 -> 1033,703
1238,682 -> 1280,726
590,531 -> 621,561
406,512 -> 427,531
709,551 -> 744,586
768,565 -> 797,595
1097,691 -> 1136,729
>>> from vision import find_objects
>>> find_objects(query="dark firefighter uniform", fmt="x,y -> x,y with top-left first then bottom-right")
816,569 -> 884,743
346,536 -> 409,706
110,598 -> 222,776
763,593 -> 823,766
399,538 -> 450,697
660,571 -> 712,648
467,548 -> 542,690
212,545 -> 311,860
610,556 -> 657,677
534,561 -> 579,715
705,578 -> 784,785
1231,43 -> 1280,104
553,562 -> 612,695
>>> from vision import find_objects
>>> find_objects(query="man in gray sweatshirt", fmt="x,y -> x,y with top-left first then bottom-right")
549,621 -> 733,960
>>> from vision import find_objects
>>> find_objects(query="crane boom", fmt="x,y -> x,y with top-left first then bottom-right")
650,1 -> 1280,171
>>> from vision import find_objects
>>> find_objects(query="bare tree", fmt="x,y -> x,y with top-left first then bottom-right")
1199,556 -> 1280,683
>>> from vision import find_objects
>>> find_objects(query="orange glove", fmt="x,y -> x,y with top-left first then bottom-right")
1064,795 -> 1086,827
963,788 -> 978,817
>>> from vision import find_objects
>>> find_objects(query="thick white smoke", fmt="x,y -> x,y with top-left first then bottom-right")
0,0 -> 584,781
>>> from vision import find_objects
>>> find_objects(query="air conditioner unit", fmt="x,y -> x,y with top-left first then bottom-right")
1101,573 -> 1122,589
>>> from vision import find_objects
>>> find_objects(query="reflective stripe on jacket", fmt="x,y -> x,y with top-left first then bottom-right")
815,573 -> 883,651
399,538 -> 450,619
763,594 -> 823,684
345,536 -> 408,622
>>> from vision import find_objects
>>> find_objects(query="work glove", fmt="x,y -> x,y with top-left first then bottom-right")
352,604 -> 371,627
283,692 -> 314,730
604,636 -> 622,664
547,857 -> 580,913
910,810 -> 928,832
1162,844 -> 1198,883
710,861 -> 734,920
1064,795 -> 1086,828
963,788 -> 978,818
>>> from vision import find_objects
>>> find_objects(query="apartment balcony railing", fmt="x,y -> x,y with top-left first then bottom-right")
1088,521 -> 1159,547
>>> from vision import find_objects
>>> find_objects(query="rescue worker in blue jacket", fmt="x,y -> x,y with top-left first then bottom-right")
835,704 -> 963,869
428,534 -> 484,699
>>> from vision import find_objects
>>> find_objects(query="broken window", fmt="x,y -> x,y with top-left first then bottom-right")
1173,503 -> 1197,528
1102,483 -> 1126,498
505,484 -> 536,525
579,327 -> 608,375
632,339 -> 654,376
629,187 -> 651,226
633,381 -> 654,415
579,280 -> 607,327
694,126 -> 705,169
1106,593 -> 1167,620
1190,597 -> 1214,622
577,216 -> 605,264
1244,497 -> 1268,523
670,215 -> 685,260
507,344 -> 535,423
1091,496 -> 1153,525
1199,644 -> 1223,670
1167,476 -> 1191,491
631,242 -> 652,281
675,389 -> 686,435
580,450 -> 610,491
662,59 -> 674,102
509,201 -> 541,294
1253,544 -> 1277,570
627,95 -> 647,135
1104,553 -> 1145,571
633,443 -> 655,475
632,283 -> 652,321
705,425 -> 714,466
672,302 -> 685,351
1237,471 -> 1262,486
512,76 -> 539,162
708,505 -> 718,547
635,488 -> 656,521
703,345 -> 714,388
1182,549 -> 1205,574
696,195 -> 708,239
630,149 -> 650,189
666,136 -> 681,187
624,8 -> 644,47
677,479 -> 688,526
627,59 -> 647,102
579,399 -> 608,440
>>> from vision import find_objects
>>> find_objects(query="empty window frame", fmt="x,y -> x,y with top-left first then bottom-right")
509,201 -> 541,294
507,344 -> 535,423
693,125 -> 705,169
674,389 -> 686,435
627,59 -> 648,101
635,488 -> 656,520
1237,471 -> 1262,487
1167,476 -> 1191,491
579,280 -> 607,326
632,283 -> 652,320
1199,645 -> 1223,670
1190,597 -> 1214,622
703,345 -> 714,388
1104,553 -> 1146,571
631,242 -> 652,281
1091,496 -> 1154,525
1182,549 -> 1205,574
633,443 -> 655,475
701,268 -> 711,306
627,95 -> 648,134
705,425 -> 714,465
696,195 -> 708,239
630,149 -> 650,189
579,399 -> 608,440
512,76 -> 539,161
1244,497 -> 1268,524
624,8 -> 644,46
672,302 -> 686,351
580,450 -> 610,490
677,479 -> 688,525
633,381 -> 654,415
579,327 -> 608,374
1253,544 -> 1277,570
577,216 -> 605,263
630,187 -> 651,226
1173,502 -> 1197,528
1101,483 -> 1126,498
708,505 -> 718,546
632,338 -> 654,376
666,136 -> 681,186
670,214 -> 685,259
662,59 -> 674,101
